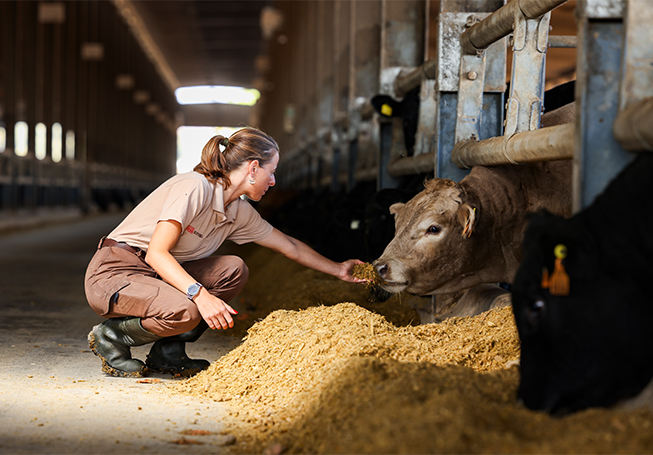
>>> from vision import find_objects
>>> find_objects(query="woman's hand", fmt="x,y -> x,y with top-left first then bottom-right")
193,288 -> 238,330
147,220 -> 239,330
337,259 -> 367,283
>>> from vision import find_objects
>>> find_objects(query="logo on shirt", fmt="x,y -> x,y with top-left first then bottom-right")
185,225 -> 204,239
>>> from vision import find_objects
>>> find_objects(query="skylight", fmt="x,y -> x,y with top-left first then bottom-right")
175,85 -> 260,106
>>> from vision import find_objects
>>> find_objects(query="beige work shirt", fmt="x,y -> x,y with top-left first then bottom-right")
108,172 -> 273,262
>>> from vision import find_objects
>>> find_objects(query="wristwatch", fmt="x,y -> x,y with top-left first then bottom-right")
186,282 -> 203,300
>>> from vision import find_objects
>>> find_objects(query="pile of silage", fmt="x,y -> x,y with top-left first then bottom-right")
175,302 -> 653,454
222,245 -> 422,338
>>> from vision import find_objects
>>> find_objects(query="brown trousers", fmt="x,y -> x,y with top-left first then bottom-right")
84,240 -> 249,336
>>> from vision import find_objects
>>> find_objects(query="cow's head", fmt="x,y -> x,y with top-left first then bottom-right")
373,179 -> 480,295
512,211 -> 653,415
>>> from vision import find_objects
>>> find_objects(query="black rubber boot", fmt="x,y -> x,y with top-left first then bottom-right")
145,320 -> 210,377
88,317 -> 162,378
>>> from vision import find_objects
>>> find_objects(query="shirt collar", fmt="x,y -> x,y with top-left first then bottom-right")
212,180 -> 236,223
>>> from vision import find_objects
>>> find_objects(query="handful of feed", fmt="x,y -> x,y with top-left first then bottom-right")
351,262 -> 385,286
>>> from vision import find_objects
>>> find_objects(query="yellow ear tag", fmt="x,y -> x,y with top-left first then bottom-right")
549,243 -> 570,296
381,104 -> 393,117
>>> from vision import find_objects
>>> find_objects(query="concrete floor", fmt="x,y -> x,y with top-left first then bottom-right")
0,213 -> 243,454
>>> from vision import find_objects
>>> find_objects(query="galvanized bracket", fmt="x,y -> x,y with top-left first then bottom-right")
504,9 -> 551,136
435,11 -> 506,181
455,16 -> 487,144
414,76 -> 437,156
437,12 -> 505,93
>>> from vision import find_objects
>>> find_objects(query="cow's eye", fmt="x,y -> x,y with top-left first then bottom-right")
426,225 -> 441,235
526,299 -> 546,330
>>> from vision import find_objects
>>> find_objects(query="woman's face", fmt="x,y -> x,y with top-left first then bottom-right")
247,152 -> 279,201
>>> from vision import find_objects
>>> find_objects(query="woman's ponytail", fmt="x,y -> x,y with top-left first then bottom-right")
194,135 -> 229,184
193,128 -> 278,189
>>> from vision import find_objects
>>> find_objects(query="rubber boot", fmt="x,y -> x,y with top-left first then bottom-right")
146,320 -> 210,377
88,317 -> 162,378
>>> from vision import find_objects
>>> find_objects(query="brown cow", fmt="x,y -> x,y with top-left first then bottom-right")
373,97 -> 574,303
373,157 -> 572,297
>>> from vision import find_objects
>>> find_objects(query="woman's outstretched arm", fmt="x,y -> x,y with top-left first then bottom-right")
255,228 -> 365,283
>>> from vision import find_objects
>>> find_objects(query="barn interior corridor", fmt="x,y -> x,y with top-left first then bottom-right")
1,0 -> 652,453
0,215 -> 243,454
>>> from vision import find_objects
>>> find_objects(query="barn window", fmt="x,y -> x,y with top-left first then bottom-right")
65,130 -> 75,161
35,123 -> 47,160
52,123 -> 63,163
14,122 -> 28,157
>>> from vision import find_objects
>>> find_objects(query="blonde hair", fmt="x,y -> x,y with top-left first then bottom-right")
193,127 -> 279,189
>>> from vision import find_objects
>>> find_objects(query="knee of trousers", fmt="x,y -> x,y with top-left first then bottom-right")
206,255 -> 250,291
150,302 -> 203,336
224,255 -> 249,297
228,255 -> 250,287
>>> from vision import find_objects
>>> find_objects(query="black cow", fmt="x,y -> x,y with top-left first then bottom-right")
542,79 -> 575,113
371,88 -> 420,156
512,152 -> 653,415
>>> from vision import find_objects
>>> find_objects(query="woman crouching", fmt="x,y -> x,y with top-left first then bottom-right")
84,127 -> 364,378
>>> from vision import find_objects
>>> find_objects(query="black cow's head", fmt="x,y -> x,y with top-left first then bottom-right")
512,211 -> 653,415
370,88 -> 420,156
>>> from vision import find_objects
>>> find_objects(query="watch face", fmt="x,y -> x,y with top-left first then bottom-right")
188,283 -> 202,297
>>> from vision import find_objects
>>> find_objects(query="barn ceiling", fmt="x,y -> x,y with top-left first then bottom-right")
124,0 -> 577,127
130,0 -> 269,88
124,0 -> 272,126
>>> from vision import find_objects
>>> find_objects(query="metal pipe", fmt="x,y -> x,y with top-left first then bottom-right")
387,152 -> 435,176
613,97 -> 653,152
548,35 -> 576,48
393,59 -> 437,97
451,123 -> 574,168
461,0 -> 569,54
394,5 -> 569,97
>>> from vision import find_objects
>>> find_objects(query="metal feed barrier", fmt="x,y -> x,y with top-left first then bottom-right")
273,0 -> 651,215
383,0 -> 652,212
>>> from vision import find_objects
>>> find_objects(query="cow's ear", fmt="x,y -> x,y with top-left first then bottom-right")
389,202 -> 405,216
457,203 -> 476,238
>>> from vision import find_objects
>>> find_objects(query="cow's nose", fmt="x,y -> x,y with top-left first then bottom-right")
376,263 -> 389,279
